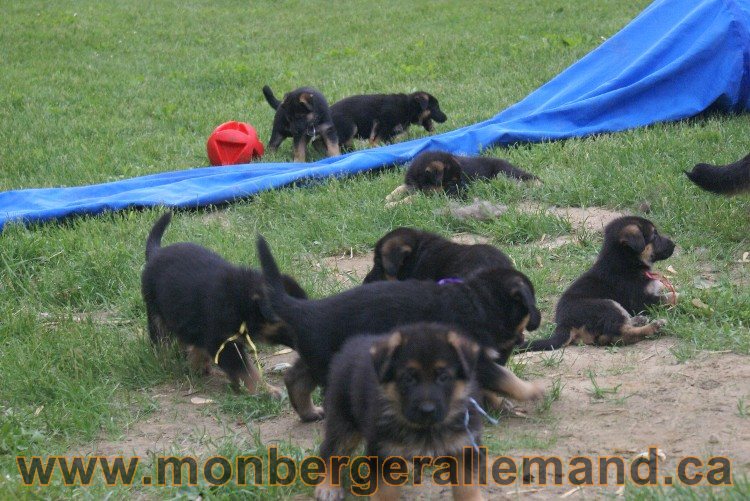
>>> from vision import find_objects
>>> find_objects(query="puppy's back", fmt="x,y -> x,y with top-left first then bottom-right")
456,155 -> 539,182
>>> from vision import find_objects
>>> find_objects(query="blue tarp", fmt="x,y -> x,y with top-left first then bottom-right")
1,0 -> 749,231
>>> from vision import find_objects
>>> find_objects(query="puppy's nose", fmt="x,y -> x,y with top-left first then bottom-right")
418,401 -> 438,419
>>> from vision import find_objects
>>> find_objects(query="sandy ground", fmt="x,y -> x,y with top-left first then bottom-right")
78,203 -> 749,498
81,339 -> 750,498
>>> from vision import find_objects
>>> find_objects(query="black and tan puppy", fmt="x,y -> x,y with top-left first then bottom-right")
328,91 -> 447,150
389,150 -> 539,202
363,227 -> 514,283
262,85 -> 340,162
315,324 -> 484,501
257,236 -> 543,422
684,152 -> 750,195
523,216 -> 675,351
141,213 -> 307,397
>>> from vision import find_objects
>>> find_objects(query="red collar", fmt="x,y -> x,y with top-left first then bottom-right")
645,270 -> 677,306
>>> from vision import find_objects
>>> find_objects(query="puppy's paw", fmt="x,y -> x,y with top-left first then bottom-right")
385,184 -> 411,202
651,319 -> 667,331
524,381 -> 546,401
265,383 -> 284,400
315,484 -> 345,501
631,315 -> 649,327
384,195 -> 416,209
300,406 -> 325,422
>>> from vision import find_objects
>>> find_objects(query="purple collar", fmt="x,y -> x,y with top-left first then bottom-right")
437,277 -> 464,285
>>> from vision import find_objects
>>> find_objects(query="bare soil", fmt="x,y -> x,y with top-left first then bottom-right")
81,340 -> 750,498
80,204 -> 749,498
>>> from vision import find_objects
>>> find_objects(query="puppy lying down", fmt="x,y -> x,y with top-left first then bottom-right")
386,150 -> 540,206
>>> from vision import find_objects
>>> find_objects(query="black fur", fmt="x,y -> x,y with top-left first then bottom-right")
405,150 -> 539,196
262,85 -> 340,162
363,226 -> 514,283
315,324 -> 483,500
523,216 -> 675,351
141,213 -> 306,395
257,235 -> 543,421
328,91 -> 447,150
684,153 -> 750,195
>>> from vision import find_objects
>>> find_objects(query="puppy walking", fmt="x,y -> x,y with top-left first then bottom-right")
262,85 -> 340,162
328,91 -> 447,149
315,324 -> 485,501
140,213 -> 306,396
523,216 -> 675,350
257,236 -> 544,422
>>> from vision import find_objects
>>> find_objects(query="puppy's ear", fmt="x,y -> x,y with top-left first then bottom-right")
424,161 -> 445,187
299,93 -> 314,111
511,283 -> 541,331
380,236 -> 413,280
619,224 -> 646,253
446,331 -> 480,379
371,331 -> 404,382
413,93 -> 429,111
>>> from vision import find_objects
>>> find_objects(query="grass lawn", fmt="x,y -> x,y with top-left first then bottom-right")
1,0 -> 749,499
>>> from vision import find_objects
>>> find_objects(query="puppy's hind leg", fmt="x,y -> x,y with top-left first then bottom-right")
215,341 -> 282,398
620,318 -> 667,344
477,352 -> 545,402
146,312 -> 169,344
285,359 -> 324,421
320,124 -> 341,157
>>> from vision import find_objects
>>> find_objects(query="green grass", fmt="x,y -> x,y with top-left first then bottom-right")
1,0 -> 749,499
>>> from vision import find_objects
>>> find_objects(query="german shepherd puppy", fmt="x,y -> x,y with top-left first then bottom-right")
403,150 -> 539,197
363,227 -> 514,283
262,85 -> 340,162
684,152 -> 750,195
315,324 -> 484,501
328,91 -> 447,149
523,216 -> 674,351
141,213 -> 307,397
257,236 -> 543,422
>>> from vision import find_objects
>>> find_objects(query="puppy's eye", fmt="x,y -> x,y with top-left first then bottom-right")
400,370 -> 418,385
436,371 -> 453,384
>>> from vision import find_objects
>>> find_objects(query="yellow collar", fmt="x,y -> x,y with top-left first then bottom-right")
213,322 -> 260,372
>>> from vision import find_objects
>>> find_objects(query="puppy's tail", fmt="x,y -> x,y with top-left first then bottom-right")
145,212 -> 172,261
521,326 -> 572,352
262,85 -> 281,110
684,153 -> 750,195
256,235 -> 287,298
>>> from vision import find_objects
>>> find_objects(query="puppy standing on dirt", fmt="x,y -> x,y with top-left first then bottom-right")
684,152 -> 750,195
363,226 -> 514,283
257,236 -> 544,422
316,324 -> 485,501
328,91 -> 447,150
141,213 -> 307,397
523,216 -> 675,350
262,85 -> 340,162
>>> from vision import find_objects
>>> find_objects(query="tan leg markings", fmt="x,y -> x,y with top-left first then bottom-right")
494,365 -> 545,401
620,319 -> 667,344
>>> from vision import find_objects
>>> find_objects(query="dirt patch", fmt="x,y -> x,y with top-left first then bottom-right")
199,210 -> 232,229
518,202 -> 626,233
82,340 -> 749,498
79,382 -> 233,457
495,338 -> 750,498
